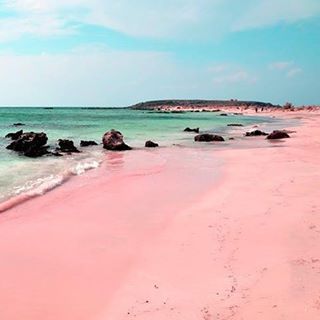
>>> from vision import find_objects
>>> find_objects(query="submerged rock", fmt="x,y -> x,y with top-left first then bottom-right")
245,130 -> 268,137
145,140 -> 159,148
6,132 -> 49,158
13,123 -> 25,127
80,140 -> 98,147
57,139 -> 80,153
102,129 -> 132,151
266,130 -> 290,140
227,124 -> 244,127
184,127 -> 200,133
220,113 -> 228,116
194,133 -> 225,142
5,130 -> 23,140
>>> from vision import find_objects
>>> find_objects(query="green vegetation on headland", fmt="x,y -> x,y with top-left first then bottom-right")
129,99 -> 278,110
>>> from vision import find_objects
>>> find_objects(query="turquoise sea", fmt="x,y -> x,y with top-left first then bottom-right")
0,107 -> 277,204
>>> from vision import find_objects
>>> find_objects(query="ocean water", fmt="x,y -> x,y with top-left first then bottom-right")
0,107 -> 276,204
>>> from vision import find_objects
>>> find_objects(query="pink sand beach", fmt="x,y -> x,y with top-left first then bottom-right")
0,111 -> 320,319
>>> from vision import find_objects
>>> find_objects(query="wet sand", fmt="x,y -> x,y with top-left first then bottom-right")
0,111 -> 319,319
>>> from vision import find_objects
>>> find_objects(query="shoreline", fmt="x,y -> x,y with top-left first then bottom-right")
0,110 -> 319,319
0,109 -> 293,213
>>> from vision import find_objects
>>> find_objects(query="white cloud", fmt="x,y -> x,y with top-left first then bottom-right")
209,63 -> 257,85
269,61 -> 303,78
1,0 -> 319,42
287,67 -> 302,78
269,61 -> 293,70
213,71 -> 257,84
232,0 -> 320,31
0,48 -> 177,106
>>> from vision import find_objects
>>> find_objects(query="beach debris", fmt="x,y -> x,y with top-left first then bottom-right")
80,140 -> 98,147
266,130 -> 290,140
184,127 -> 200,133
5,130 -> 23,140
245,130 -> 268,136
145,140 -> 159,148
6,132 -> 49,158
227,124 -> 243,127
57,139 -> 80,153
102,129 -> 132,151
194,133 -> 225,142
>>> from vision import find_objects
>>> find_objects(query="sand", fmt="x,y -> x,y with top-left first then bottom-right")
0,111 -> 319,319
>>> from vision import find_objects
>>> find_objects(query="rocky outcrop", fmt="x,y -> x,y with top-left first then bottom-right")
80,140 -> 98,147
184,127 -> 200,133
266,130 -> 290,140
102,130 -> 132,151
5,130 -> 23,140
6,132 -> 49,158
145,140 -> 159,148
245,130 -> 268,136
57,139 -> 80,153
194,134 -> 225,142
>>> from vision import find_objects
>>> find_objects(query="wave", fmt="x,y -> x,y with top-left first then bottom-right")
0,159 -> 101,213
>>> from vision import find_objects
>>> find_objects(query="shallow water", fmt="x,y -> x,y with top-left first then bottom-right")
0,107 -> 279,203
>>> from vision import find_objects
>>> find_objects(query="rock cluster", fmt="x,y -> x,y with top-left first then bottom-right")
6,131 -> 49,158
245,130 -> 268,136
184,127 -> 200,133
145,140 -> 159,148
194,134 -> 225,142
266,130 -> 290,140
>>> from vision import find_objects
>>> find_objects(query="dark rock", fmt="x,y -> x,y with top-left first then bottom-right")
194,134 -> 225,142
57,139 -> 80,153
13,123 -> 25,126
229,137 -> 235,140
102,129 -> 132,151
145,140 -> 159,148
266,130 -> 290,140
6,132 -> 49,158
184,127 -> 200,133
24,146 -> 50,158
227,124 -> 244,127
245,130 -> 268,137
80,140 -> 98,147
220,113 -> 228,116
5,130 -> 23,140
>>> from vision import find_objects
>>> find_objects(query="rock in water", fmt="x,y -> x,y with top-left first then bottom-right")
145,140 -> 159,148
6,132 -> 49,157
194,134 -> 225,142
5,130 -> 23,140
184,127 -> 200,133
266,130 -> 290,140
13,123 -> 25,127
80,140 -> 98,147
102,130 -> 132,151
57,139 -> 80,153
227,124 -> 244,127
24,146 -> 50,158
245,130 -> 268,136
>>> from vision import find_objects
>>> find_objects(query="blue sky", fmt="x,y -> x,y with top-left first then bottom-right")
0,0 -> 319,106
